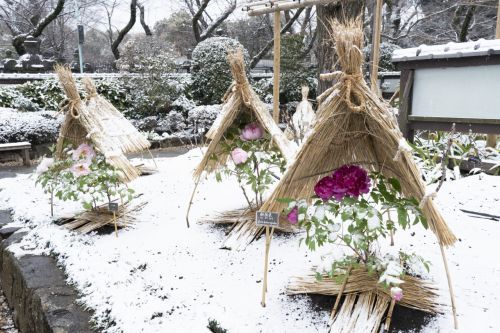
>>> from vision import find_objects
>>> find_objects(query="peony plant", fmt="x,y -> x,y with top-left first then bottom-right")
36,143 -> 135,213
281,164 -> 430,302
214,121 -> 286,209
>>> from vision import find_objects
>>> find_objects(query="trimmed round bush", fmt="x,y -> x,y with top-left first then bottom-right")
191,37 -> 249,105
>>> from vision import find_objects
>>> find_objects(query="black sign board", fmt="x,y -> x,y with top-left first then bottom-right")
77,25 -> 85,44
255,211 -> 279,227
108,202 -> 119,212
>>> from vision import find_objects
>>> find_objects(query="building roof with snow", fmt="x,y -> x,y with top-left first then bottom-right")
392,39 -> 500,63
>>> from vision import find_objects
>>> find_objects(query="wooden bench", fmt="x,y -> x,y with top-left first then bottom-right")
0,142 -> 31,166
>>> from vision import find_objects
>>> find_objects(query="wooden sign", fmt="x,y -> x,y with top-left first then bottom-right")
256,211 -> 279,227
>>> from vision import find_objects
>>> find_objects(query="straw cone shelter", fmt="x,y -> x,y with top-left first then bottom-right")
193,50 -> 296,181
260,19 -> 456,247
55,66 -> 150,182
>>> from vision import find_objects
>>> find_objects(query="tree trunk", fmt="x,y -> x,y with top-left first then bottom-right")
12,0 -> 66,55
111,0 -> 137,60
316,0 -> 365,95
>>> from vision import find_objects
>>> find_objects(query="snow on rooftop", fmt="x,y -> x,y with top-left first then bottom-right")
392,38 -> 500,62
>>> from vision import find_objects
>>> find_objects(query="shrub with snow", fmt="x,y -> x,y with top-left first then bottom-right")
187,104 -> 221,133
0,108 -> 62,145
191,37 -> 249,105
364,42 -> 401,72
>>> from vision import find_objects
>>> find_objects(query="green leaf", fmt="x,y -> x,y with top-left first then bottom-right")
388,177 -> 402,193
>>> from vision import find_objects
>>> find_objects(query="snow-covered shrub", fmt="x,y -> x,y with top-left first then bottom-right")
187,104 -> 221,133
117,38 -> 180,117
364,42 -> 401,72
16,79 -> 66,111
0,87 -> 24,108
191,37 -> 249,105
0,108 -> 62,145
94,78 -> 130,111
171,95 -> 196,117
252,78 -> 273,103
163,111 -> 187,133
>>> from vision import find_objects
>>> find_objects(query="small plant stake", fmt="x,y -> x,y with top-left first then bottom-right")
256,211 -> 279,307
109,202 -> 119,237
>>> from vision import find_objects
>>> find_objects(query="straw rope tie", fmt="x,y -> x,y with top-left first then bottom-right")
320,71 -> 366,113
58,98 -> 81,119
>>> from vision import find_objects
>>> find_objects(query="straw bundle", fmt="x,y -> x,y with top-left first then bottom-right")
259,19 -> 456,247
287,268 -> 440,314
55,66 -> 150,182
193,49 -> 296,181
200,207 -> 294,250
329,292 -> 389,333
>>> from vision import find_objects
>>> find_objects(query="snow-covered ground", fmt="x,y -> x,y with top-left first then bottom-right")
0,149 -> 499,332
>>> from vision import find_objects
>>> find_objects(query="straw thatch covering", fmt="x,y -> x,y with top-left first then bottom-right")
57,200 -> 146,234
200,207 -> 294,250
55,66 -> 150,182
259,19 -> 456,247
193,49 -> 296,181
288,268 -> 440,333
287,268 -> 440,314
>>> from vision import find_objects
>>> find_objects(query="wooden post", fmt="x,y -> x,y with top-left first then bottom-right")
261,226 -> 274,307
273,10 -> 281,124
487,0 -> 500,148
113,211 -> 118,237
370,0 -> 383,95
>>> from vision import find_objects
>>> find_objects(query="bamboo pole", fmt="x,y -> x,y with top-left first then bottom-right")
384,299 -> 396,331
329,265 -> 352,322
487,0 -> 500,148
273,10 -> 281,124
247,0 -> 336,16
185,177 -> 201,228
261,226 -> 275,307
440,243 -> 458,329
370,0 -> 383,95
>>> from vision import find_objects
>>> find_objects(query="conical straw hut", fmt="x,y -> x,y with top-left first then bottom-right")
55,66 -> 150,182
193,49 -> 296,180
260,19 -> 456,247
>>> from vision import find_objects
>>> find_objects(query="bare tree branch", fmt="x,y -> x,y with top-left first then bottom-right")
137,2 -> 152,36
11,0 -> 66,55
111,0 -> 137,59
250,8 -> 304,69
199,0 -> 236,40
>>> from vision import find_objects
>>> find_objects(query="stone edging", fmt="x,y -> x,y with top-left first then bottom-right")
0,210 -> 95,333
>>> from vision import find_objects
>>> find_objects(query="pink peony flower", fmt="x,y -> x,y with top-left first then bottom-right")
36,157 -> 54,175
72,143 -> 95,163
240,122 -> 264,141
329,165 -> 371,201
231,148 -> 248,165
70,162 -> 91,177
390,286 -> 403,301
287,206 -> 298,224
314,176 -> 336,200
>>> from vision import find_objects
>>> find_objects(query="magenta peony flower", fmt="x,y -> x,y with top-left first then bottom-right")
287,206 -> 298,224
314,176 -> 336,200
330,165 -> 371,201
72,143 -> 95,163
231,148 -> 248,165
390,286 -> 403,301
70,162 -> 91,177
240,122 -> 264,141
